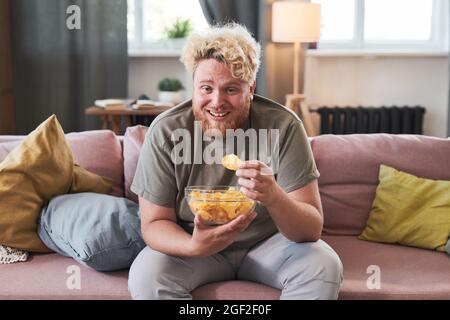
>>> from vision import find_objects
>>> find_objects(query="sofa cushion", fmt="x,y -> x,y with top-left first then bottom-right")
0,253 -> 131,299
123,125 -> 148,203
3,237 -> 449,300
0,136 -> 23,144
0,140 -> 23,162
0,130 -> 124,198
0,115 -> 73,252
311,134 -> 450,235
359,165 -> 450,252
66,130 -> 124,197
322,235 -> 450,299
37,193 -> 146,271
0,252 -> 281,300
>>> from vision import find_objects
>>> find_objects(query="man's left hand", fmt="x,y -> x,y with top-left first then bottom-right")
236,160 -> 282,207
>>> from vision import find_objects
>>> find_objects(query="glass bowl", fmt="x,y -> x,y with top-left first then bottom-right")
185,186 -> 256,225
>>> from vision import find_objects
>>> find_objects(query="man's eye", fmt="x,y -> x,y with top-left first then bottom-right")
227,87 -> 239,94
201,86 -> 212,93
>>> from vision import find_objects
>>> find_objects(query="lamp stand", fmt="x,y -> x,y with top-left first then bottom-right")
293,42 -> 300,95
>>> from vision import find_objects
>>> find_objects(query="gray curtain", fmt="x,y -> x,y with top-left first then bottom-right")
199,0 -> 267,96
11,0 -> 128,134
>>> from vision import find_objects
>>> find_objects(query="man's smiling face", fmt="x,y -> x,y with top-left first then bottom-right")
192,59 -> 255,136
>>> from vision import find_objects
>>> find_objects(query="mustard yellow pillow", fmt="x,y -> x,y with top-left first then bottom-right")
70,165 -> 112,194
359,165 -> 450,252
0,115 -> 113,252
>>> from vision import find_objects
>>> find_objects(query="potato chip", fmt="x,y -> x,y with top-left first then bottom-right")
222,154 -> 242,171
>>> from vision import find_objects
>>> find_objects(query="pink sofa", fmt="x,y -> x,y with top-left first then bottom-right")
1,127 -> 449,300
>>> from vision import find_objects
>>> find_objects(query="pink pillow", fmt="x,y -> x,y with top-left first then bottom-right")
65,130 -> 124,197
123,126 -> 148,203
0,141 -> 20,162
0,136 -> 24,144
311,134 -> 450,236
1,131 -> 124,197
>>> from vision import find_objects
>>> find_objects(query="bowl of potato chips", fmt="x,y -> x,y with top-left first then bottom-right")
185,186 -> 256,225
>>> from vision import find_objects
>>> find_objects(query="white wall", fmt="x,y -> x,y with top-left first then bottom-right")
128,54 -> 449,138
128,56 -> 192,101
304,55 -> 449,138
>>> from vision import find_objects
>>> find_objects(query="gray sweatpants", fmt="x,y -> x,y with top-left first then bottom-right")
128,232 -> 343,300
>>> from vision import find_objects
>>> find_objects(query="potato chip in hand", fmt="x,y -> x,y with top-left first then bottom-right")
222,154 -> 242,171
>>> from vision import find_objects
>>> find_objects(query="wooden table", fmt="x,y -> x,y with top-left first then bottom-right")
85,106 -> 174,135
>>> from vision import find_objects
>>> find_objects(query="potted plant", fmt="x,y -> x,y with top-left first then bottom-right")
158,78 -> 184,104
164,18 -> 193,50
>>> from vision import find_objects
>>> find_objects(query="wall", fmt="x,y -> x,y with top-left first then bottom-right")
0,0 -> 15,134
128,56 -> 192,102
304,55 -> 449,138
129,54 -> 449,138
128,44 -> 302,107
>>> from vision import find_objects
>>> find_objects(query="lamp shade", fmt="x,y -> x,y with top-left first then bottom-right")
272,1 -> 321,43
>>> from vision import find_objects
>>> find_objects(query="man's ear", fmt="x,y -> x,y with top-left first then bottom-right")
249,81 -> 256,96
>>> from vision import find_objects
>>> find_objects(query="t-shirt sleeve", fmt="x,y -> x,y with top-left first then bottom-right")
275,118 -> 320,193
130,129 -> 177,208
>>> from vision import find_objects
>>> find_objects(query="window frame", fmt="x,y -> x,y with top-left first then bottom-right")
315,0 -> 449,53
128,0 -> 207,56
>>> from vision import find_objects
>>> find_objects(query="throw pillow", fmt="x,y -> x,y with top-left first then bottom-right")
359,164 -> 450,251
66,130 -> 124,197
0,115 -> 114,252
70,165 -> 112,194
37,193 -> 146,271
0,115 -> 73,252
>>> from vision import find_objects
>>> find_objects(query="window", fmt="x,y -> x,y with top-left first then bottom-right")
311,0 -> 448,52
314,0 -> 355,41
128,0 -> 208,55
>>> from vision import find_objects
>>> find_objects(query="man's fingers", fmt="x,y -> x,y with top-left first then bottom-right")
238,177 -> 260,191
225,214 -> 247,233
245,211 -> 258,225
240,186 -> 261,201
194,214 -> 208,230
236,168 -> 260,179
219,211 -> 257,234
237,160 -> 262,170
235,211 -> 257,232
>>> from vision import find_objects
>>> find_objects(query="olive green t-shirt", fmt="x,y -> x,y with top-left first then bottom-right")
130,95 -> 320,250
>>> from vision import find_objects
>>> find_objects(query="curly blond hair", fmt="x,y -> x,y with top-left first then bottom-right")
180,23 -> 261,84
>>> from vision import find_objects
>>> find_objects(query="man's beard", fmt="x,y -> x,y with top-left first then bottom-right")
193,96 -> 252,136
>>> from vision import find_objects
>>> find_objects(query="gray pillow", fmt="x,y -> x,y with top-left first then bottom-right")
37,193 -> 146,271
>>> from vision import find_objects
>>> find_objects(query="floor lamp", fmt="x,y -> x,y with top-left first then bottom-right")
272,1 -> 321,136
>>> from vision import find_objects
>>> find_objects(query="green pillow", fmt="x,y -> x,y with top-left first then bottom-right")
359,164 -> 450,252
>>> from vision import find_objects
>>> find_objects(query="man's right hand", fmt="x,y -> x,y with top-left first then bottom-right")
188,211 -> 257,257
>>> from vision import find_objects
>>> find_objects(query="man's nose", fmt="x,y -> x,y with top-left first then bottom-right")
210,90 -> 225,107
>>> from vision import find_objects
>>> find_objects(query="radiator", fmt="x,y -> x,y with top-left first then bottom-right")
316,106 -> 426,135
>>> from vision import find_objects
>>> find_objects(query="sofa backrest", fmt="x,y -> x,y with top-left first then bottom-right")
123,126 -> 148,203
0,130 -> 124,197
311,134 -> 450,236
